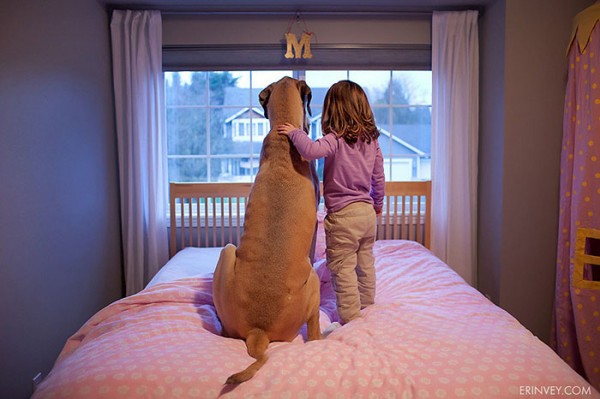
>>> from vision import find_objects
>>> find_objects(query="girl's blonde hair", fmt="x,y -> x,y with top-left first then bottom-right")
321,80 -> 380,145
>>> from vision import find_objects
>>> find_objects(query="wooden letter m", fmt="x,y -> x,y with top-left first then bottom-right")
285,32 -> 313,59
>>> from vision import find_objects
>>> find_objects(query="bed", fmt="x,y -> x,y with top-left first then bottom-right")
33,181 -> 599,398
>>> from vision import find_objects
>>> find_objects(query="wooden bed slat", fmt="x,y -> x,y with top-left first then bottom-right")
214,198 -> 218,246
179,198 -> 184,251
228,198 -> 233,244
401,194 -> 406,241
236,198 -> 241,245
188,197 -> 193,247
204,197 -> 209,248
169,181 -> 431,257
197,198 -> 201,247
407,196 -> 412,241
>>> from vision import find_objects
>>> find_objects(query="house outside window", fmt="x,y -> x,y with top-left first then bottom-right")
165,70 -> 431,183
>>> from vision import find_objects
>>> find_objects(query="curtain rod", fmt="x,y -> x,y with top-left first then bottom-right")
157,7 -> 485,19
111,5 -> 484,18
160,10 -> 435,17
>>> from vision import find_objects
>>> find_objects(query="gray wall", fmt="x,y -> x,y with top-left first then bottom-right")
478,0 -> 593,344
0,1 -> 122,398
478,0 -> 506,307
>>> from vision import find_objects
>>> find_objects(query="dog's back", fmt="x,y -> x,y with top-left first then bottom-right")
212,77 -> 321,384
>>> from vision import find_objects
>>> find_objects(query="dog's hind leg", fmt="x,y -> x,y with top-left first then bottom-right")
213,244 -> 237,337
225,328 -> 270,384
307,307 -> 321,341
305,269 -> 322,341
213,244 -> 236,295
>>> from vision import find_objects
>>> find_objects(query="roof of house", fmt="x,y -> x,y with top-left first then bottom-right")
221,86 -> 431,157
309,114 -> 430,155
224,107 -> 264,123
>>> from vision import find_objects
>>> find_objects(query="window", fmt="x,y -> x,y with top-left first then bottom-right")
165,70 -> 431,183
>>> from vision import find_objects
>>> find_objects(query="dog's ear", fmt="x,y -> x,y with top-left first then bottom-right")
258,83 -> 274,119
298,80 -> 312,117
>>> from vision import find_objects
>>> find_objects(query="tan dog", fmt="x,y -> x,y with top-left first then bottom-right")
212,77 -> 321,385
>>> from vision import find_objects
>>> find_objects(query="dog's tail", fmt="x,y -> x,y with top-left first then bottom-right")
225,328 -> 270,384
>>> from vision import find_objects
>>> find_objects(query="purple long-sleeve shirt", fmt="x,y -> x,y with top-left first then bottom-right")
287,128 -> 385,213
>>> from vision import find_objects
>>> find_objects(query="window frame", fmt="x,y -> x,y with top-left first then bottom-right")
164,69 -> 431,183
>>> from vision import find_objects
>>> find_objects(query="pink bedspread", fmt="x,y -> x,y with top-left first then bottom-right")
34,241 -> 598,398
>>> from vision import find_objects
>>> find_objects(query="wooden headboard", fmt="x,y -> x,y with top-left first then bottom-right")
169,181 -> 431,257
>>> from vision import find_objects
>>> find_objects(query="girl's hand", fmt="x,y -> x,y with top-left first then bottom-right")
277,123 -> 297,136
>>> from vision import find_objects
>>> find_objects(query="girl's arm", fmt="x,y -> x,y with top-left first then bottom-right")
277,123 -> 338,161
371,142 -> 385,214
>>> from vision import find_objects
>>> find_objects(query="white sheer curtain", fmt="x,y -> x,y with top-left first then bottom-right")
111,10 -> 168,295
431,10 -> 479,286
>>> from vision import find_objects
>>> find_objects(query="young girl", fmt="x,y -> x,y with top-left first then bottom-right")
278,80 -> 385,325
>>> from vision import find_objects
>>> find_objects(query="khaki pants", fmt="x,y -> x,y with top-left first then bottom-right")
324,202 -> 376,324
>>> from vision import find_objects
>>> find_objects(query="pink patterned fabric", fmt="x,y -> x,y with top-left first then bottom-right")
35,241 -> 597,398
552,17 -> 600,393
